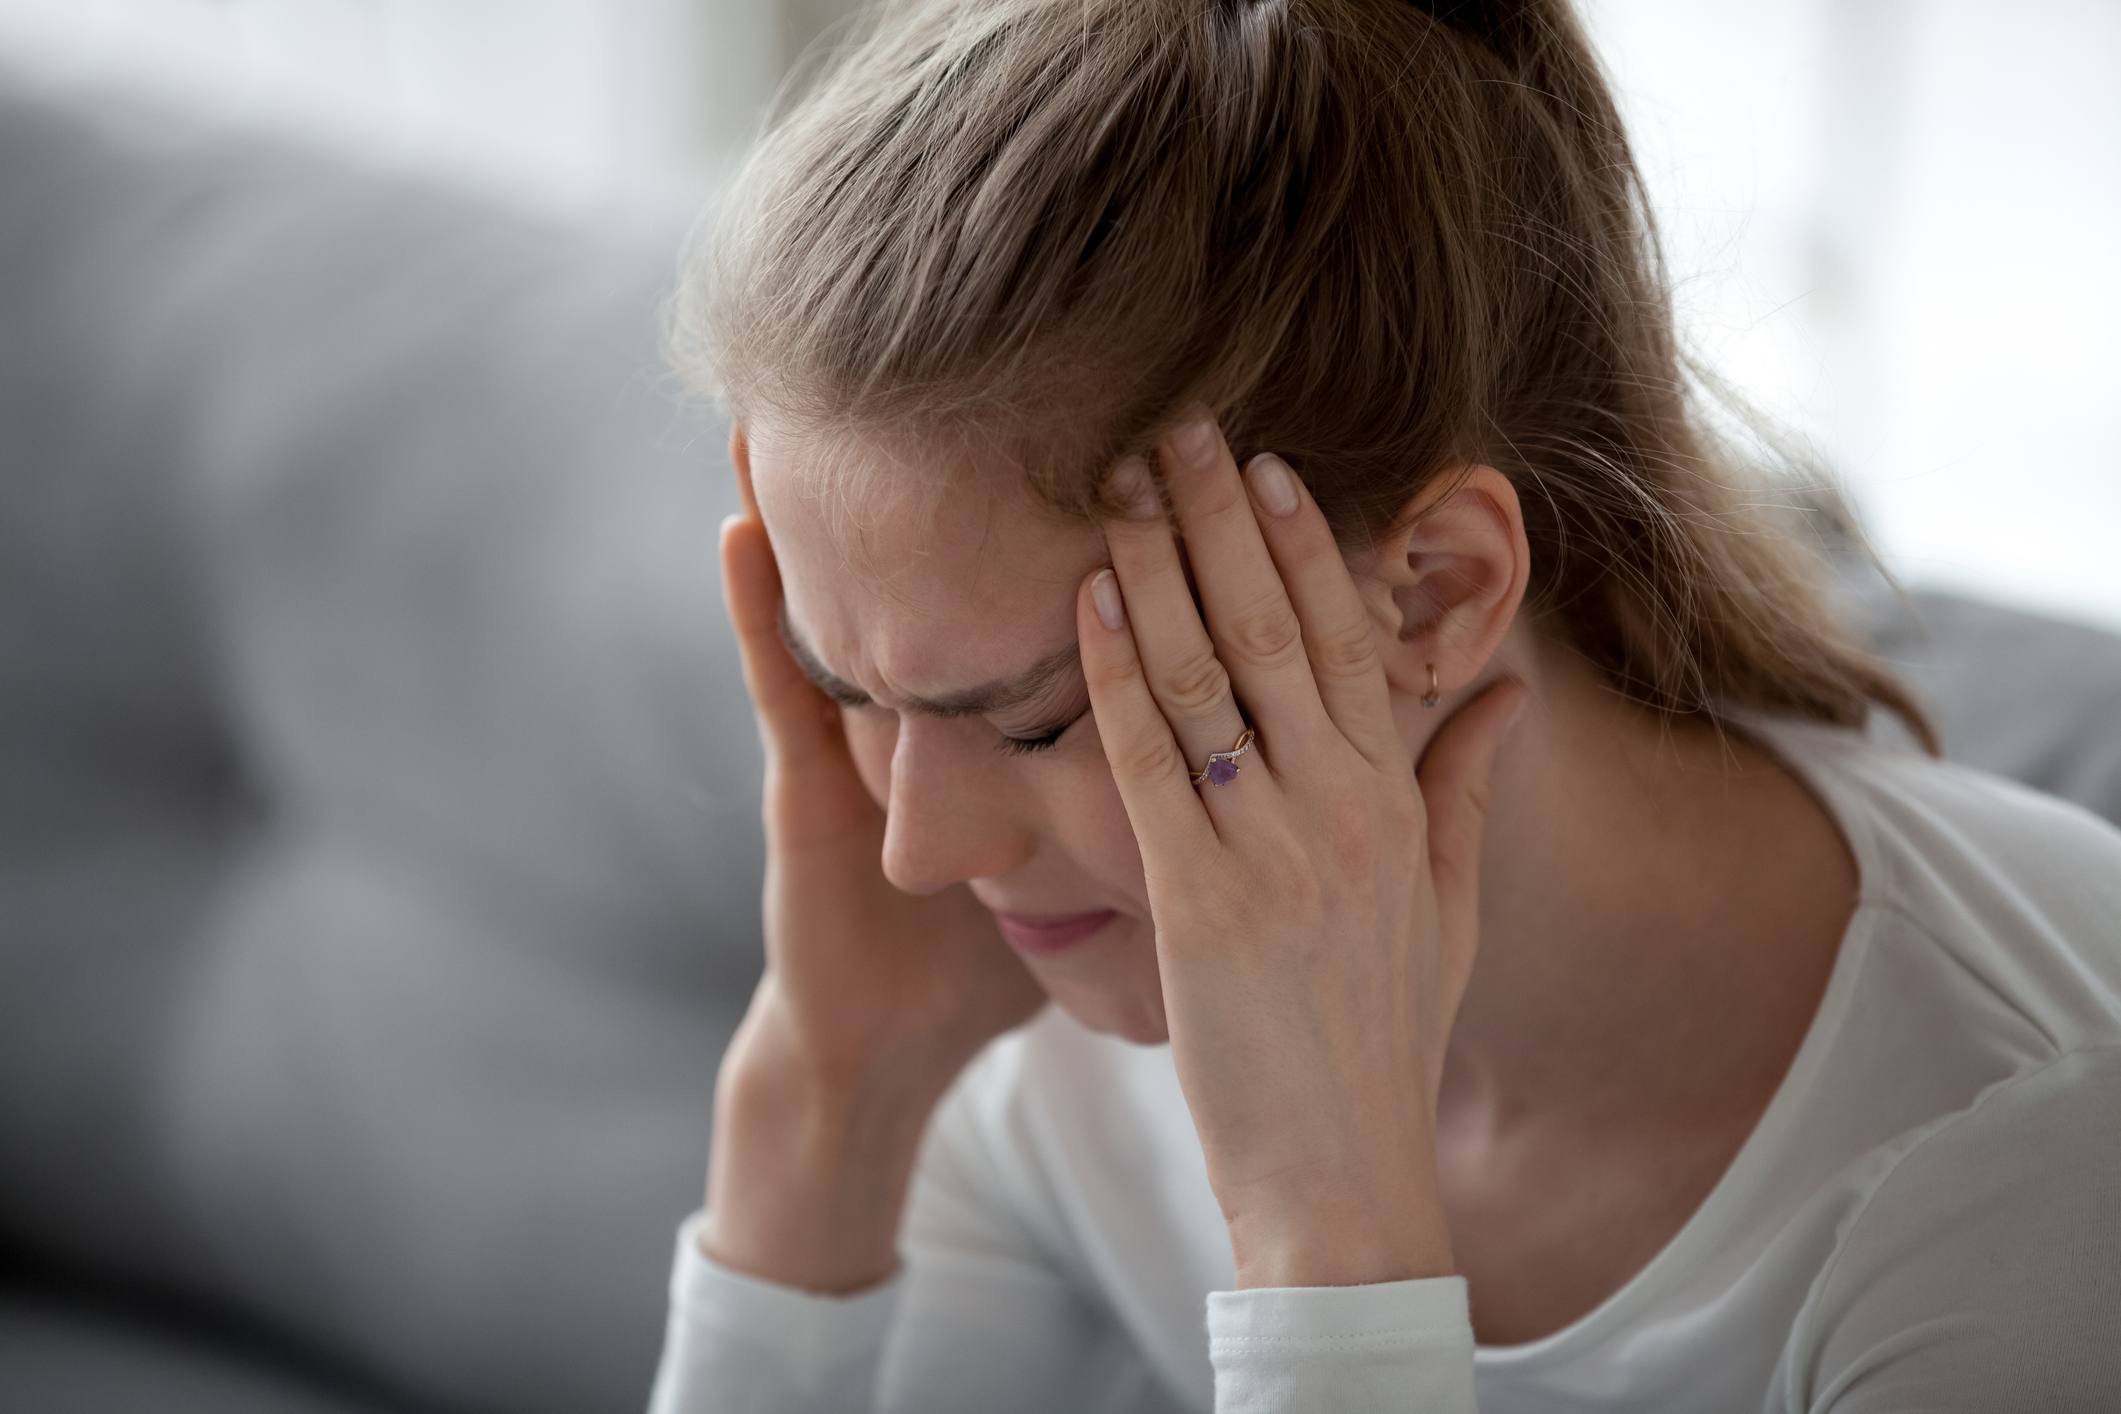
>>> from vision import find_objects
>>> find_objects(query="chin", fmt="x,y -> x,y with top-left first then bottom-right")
1007,913 -> 1169,1045
1035,975 -> 1171,1046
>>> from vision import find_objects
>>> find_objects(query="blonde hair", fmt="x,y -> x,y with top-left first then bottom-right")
679,0 -> 1937,749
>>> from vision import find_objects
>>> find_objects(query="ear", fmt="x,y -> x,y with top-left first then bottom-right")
730,422 -> 762,519
1365,466 -> 1531,706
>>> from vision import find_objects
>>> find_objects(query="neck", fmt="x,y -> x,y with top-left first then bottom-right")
1436,638 -> 1856,1139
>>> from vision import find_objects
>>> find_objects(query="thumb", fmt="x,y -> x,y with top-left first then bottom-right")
722,515 -> 840,758
720,515 -> 878,831
1414,678 -> 1526,947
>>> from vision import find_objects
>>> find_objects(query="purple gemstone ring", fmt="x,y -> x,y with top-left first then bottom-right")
1188,727 -> 1257,787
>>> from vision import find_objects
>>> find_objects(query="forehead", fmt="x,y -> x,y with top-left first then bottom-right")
747,424 -> 1106,697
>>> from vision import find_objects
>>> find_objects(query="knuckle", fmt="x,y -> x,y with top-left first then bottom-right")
1116,733 -> 1187,783
1179,479 -> 1250,524
1386,788 -> 1426,836
1222,595 -> 1303,668
1084,630 -> 1155,695
1158,644 -> 1233,717
1311,619 -> 1380,679
1085,648 -> 1143,695
1269,856 -> 1325,913
1320,799 -> 1381,873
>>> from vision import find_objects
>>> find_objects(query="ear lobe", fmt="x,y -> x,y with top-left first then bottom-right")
1374,467 -> 1530,699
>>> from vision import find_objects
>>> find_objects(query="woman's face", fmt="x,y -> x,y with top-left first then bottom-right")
750,427 -> 1172,1042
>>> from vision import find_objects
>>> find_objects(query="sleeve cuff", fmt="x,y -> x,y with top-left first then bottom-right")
647,1211 -> 902,1414
1206,1277 -> 1477,1413
668,1211 -> 903,1358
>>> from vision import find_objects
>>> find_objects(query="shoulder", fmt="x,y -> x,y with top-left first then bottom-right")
1783,1046 -> 2121,1410
1780,719 -> 2121,899
1761,721 -> 2121,1041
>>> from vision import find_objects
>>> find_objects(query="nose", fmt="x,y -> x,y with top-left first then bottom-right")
879,717 -> 1034,895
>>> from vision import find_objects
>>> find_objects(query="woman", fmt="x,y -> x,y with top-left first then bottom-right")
649,0 -> 2121,1409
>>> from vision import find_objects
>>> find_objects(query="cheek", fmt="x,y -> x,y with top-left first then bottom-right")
1047,739 -> 1148,901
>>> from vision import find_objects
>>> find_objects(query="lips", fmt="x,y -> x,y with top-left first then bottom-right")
990,909 -> 1118,957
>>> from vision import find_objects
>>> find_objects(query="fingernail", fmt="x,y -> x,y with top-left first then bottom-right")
1092,569 -> 1127,630
1245,454 -> 1300,517
1112,456 -> 1160,520
1168,416 -> 1218,470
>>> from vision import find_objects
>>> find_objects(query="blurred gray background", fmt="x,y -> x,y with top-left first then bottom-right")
0,4 -> 2116,1414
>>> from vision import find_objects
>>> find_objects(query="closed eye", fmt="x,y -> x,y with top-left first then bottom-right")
997,709 -> 1087,756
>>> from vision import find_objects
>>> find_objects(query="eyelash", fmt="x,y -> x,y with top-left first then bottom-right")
998,712 -> 1084,756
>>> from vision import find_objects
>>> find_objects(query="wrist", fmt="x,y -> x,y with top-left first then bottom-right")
1220,1162 -> 1455,1291
1228,1214 -> 1455,1291
701,1004 -> 961,1295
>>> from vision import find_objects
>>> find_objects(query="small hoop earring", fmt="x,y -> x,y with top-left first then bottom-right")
1420,664 -> 1441,709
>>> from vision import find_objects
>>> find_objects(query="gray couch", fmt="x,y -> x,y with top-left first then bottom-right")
2,64 -> 2118,1414
0,66 -> 759,1414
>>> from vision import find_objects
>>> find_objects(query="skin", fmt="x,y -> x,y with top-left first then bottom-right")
704,413 -> 1854,1344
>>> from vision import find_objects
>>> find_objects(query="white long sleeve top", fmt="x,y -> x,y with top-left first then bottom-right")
648,720 -> 2121,1413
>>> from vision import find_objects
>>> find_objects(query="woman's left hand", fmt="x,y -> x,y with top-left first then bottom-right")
1077,415 -> 1523,1291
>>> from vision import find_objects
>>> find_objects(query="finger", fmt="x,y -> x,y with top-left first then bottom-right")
1078,567 -> 1222,859
1159,418 -> 1333,757
1241,453 -> 1406,769
1415,679 -> 1527,952
1102,455 -> 1253,776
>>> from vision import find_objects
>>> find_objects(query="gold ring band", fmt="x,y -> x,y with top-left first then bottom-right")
1189,727 -> 1257,787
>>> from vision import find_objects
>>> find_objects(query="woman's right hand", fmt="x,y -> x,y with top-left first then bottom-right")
698,499 -> 1044,1294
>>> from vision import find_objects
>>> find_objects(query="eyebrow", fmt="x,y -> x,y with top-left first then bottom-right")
777,602 -> 1083,719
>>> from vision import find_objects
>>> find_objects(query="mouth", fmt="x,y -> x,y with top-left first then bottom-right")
989,908 -> 1119,957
